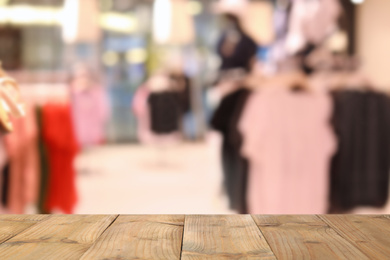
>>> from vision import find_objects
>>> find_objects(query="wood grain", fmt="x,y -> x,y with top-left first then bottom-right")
0,215 -> 117,259
80,215 -> 184,260
319,215 -> 390,259
253,215 -> 370,259
181,215 -> 276,259
0,215 -> 388,259
0,215 -> 48,244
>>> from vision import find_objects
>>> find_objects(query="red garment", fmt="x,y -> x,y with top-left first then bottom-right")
42,103 -> 79,214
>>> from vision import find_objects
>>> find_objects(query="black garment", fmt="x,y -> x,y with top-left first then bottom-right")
1,163 -> 9,207
217,30 -> 257,72
36,106 -> 50,214
211,88 -> 251,214
148,91 -> 181,134
329,90 -> 390,213
170,74 -> 191,114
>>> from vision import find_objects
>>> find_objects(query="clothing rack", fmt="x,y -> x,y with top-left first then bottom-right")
211,76 -> 390,215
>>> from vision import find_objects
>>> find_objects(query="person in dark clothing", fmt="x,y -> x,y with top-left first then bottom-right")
217,14 -> 258,74
329,90 -> 390,213
211,88 -> 251,214
210,6 -> 257,213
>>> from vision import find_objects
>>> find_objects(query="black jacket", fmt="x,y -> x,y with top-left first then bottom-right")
211,88 -> 251,213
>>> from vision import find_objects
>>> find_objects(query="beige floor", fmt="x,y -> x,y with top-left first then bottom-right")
74,137 -> 234,214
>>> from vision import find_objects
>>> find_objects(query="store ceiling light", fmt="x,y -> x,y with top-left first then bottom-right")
153,0 -> 172,44
0,4 -> 136,34
0,5 -> 61,25
100,13 -> 137,33
62,0 -> 101,44
62,0 -> 79,43
351,0 -> 364,4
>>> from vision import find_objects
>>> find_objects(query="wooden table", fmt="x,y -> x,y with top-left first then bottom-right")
0,215 -> 389,259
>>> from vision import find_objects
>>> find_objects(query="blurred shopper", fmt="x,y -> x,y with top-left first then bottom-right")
215,0 -> 257,82
209,0 -> 258,213
69,64 -> 109,148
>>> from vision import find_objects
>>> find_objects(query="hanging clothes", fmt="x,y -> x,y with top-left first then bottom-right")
0,137 -> 8,212
35,106 -> 50,214
239,87 -> 336,214
71,86 -> 109,147
42,103 -> 79,214
148,92 -> 181,135
329,90 -> 390,213
211,88 -> 251,214
3,105 -> 40,214
1,163 -> 9,210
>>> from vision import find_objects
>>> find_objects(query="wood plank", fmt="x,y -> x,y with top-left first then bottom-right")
181,215 -> 276,259
319,215 -> 390,259
253,215 -> 370,260
0,215 -> 117,259
80,215 -> 184,260
0,215 -> 49,244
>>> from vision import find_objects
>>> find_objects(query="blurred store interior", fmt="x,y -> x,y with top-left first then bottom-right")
0,0 -> 390,214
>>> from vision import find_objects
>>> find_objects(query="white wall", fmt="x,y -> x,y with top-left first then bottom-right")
357,0 -> 390,89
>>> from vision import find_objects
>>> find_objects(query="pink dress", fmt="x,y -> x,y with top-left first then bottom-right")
71,86 -> 109,147
239,87 -> 336,214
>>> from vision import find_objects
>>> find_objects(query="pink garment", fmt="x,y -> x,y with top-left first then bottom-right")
4,105 -> 40,214
71,86 -> 109,147
239,87 -> 336,214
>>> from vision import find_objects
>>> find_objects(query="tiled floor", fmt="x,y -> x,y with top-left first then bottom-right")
74,135 -> 234,214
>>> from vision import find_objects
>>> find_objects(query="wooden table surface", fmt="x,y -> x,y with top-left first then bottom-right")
0,215 -> 389,259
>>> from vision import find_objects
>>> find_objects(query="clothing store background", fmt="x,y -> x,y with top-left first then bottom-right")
0,0 -> 389,215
